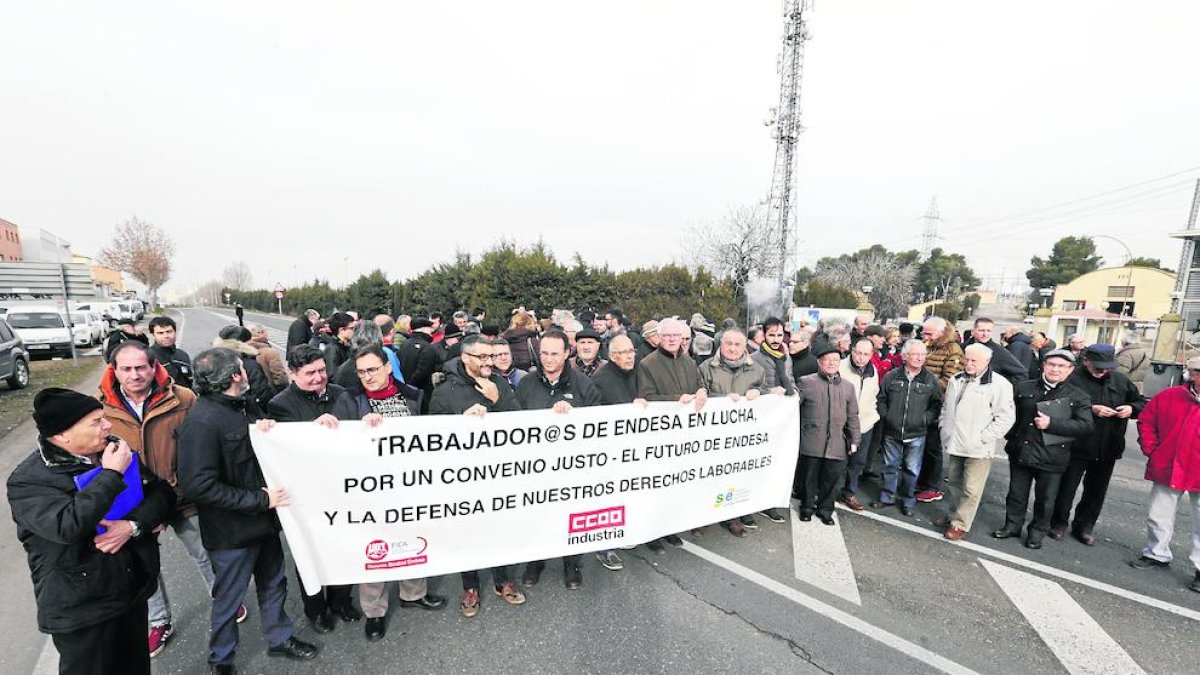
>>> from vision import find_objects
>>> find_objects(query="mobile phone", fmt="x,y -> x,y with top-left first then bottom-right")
105,435 -> 122,447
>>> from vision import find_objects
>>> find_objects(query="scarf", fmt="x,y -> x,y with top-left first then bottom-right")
365,376 -> 400,400
760,342 -> 785,361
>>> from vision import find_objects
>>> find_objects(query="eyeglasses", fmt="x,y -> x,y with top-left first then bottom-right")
609,349 -> 635,356
465,352 -> 495,361
356,365 -> 387,377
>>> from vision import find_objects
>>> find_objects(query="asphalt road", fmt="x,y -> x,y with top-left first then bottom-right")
1,306 -> 1197,674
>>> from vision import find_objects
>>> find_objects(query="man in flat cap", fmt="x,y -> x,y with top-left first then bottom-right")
8,388 -> 176,675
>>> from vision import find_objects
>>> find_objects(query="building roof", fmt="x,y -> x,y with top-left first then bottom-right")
1053,308 -> 1127,320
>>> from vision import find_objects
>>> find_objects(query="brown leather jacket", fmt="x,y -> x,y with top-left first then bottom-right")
98,362 -> 198,517
248,337 -> 288,389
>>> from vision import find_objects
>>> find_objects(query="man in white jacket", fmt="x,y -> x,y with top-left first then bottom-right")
934,343 -> 1016,540
838,339 -> 881,511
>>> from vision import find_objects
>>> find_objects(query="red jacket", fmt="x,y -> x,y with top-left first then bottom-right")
1137,384 -> 1200,492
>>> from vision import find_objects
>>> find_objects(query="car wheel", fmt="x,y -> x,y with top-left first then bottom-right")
7,358 -> 29,390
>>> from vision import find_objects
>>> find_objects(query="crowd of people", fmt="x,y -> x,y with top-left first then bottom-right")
7,303 -> 1199,675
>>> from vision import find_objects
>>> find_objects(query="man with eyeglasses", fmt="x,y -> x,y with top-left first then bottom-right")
428,335 -> 526,617
517,331 -> 602,589
349,345 -> 445,642
266,345 -> 360,634
1050,343 -> 1142,546
590,334 -> 643,571
993,349 -> 1093,550
788,329 -> 817,381
637,317 -> 709,551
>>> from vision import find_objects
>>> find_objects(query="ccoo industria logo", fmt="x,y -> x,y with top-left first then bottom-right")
363,536 -> 429,570
566,505 -> 626,546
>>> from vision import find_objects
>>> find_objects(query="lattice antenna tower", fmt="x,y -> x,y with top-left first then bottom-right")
919,196 -> 942,260
767,0 -> 812,308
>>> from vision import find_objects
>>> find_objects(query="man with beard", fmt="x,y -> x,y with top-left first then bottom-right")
429,334 -> 526,617
751,316 -> 796,395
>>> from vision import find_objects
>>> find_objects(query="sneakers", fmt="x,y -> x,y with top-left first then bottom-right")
494,581 -> 526,605
759,508 -> 786,523
148,623 -> 174,658
596,550 -> 623,571
1129,556 -> 1170,570
235,604 -> 249,624
739,514 -> 759,530
915,489 -> 944,503
460,589 -> 480,618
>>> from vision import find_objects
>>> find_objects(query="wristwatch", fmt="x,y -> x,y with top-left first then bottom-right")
128,520 -> 142,538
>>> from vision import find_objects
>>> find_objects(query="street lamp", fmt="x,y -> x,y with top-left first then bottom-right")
1028,303 -> 1038,316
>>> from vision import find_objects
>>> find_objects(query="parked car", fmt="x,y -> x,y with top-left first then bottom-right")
72,304 -> 113,339
129,300 -> 146,320
69,311 -> 104,346
5,307 -> 73,359
0,319 -> 30,389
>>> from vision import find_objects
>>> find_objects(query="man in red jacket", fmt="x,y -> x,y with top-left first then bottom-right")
1130,357 -> 1200,593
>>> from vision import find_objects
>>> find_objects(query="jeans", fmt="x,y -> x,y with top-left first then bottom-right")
842,427 -> 875,498
207,536 -> 294,667
946,455 -> 992,531
1142,483 -> 1200,570
147,513 -> 216,627
880,435 -> 926,508
1051,457 -> 1117,535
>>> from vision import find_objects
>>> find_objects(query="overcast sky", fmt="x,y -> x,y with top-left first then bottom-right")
2,1 -> 1198,300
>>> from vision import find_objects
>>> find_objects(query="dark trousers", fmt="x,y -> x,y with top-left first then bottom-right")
917,424 -> 943,491
796,455 -> 847,517
525,554 -> 583,573
53,599 -> 150,675
461,566 -> 513,591
208,536 -> 294,666
1003,461 -> 1063,539
842,427 -> 875,498
299,581 -> 352,619
1051,457 -> 1118,534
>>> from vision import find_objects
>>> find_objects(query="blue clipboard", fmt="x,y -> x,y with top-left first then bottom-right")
73,461 -> 144,534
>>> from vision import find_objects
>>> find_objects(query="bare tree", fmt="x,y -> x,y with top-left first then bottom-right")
687,205 -> 780,308
98,216 -> 175,311
223,261 -> 253,291
815,250 -> 915,320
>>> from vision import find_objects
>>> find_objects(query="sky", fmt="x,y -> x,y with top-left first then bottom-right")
1,1 -> 1198,300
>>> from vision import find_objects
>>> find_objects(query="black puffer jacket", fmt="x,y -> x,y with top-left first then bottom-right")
148,344 -> 193,389
517,364 -> 602,410
286,315 -> 313,355
7,441 -> 175,633
266,382 -> 358,422
399,332 -> 445,413
429,361 -> 520,415
1005,379 -> 1094,472
876,367 -> 943,440
1065,369 -> 1143,462
1005,332 -> 1033,372
178,394 -> 279,550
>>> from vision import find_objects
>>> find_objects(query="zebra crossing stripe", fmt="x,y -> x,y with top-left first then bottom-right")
982,560 -> 1147,675
791,509 -> 862,605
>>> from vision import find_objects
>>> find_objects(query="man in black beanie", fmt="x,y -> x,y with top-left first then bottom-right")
8,388 -> 175,675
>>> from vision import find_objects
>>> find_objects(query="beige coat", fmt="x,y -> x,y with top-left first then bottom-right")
249,337 -> 288,389
839,358 -> 881,430
939,369 -> 1016,459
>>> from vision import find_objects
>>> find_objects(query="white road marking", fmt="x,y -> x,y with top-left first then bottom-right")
31,636 -> 57,675
982,560 -> 1147,675
840,505 -> 1200,622
681,541 -> 981,675
791,508 -> 862,605
198,308 -> 287,355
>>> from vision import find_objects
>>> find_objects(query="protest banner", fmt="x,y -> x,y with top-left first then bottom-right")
251,395 -> 800,592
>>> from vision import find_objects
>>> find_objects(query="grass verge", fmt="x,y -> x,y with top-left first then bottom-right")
0,356 -> 105,437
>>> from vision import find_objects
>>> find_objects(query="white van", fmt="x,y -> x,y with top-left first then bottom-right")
5,306 -> 73,358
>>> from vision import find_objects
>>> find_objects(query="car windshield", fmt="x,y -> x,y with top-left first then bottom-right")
8,313 -> 65,329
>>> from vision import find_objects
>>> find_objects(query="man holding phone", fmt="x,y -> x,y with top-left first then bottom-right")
8,388 -> 176,675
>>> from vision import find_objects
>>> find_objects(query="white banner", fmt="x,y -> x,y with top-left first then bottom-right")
251,395 -> 799,592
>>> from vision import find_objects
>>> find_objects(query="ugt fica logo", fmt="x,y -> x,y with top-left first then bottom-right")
363,536 -> 429,571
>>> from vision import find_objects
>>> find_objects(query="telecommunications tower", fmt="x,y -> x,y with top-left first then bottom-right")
919,196 -> 942,260
766,0 -> 811,311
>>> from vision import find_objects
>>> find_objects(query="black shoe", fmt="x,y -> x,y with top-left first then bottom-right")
364,617 -> 386,642
309,611 -> 335,634
739,514 -> 759,530
522,562 -> 544,586
798,510 -> 813,522
564,564 -> 582,590
869,500 -> 891,510
646,540 -> 666,555
759,508 -> 787,523
1190,571 -> 1200,593
332,604 -> 361,623
862,470 -> 881,480
1129,556 -> 1171,570
399,594 -> 447,611
818,514 -> 835,526
991,529 -> 1021,540
267,637 -> 319,660
899,507 -> 914,517
1024,536 -> 1043,550
210,666 -> 235,675
664,534 -> 684,547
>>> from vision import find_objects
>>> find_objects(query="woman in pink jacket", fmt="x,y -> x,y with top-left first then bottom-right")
1130,359 -> 1200,593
